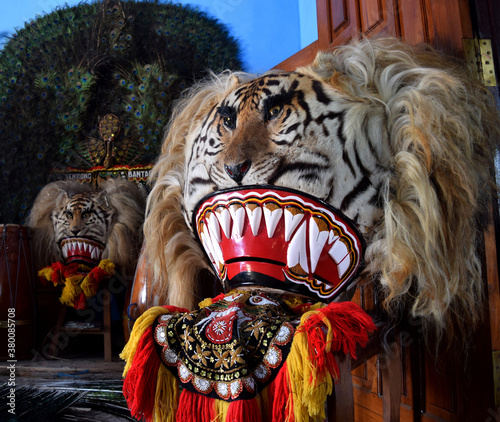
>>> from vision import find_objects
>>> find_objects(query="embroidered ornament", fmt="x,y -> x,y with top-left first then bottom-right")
153,291 -> 296,401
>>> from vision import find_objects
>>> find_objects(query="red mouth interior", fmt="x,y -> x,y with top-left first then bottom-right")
60,237 -> 105,265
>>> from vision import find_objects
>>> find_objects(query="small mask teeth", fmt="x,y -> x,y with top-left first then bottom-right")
62,243 -> 69,258
328,239 -> 350,277
245,202 -> 262,236
206,211 -> 221,243
197,193 -> 358,286
263,203 -> 282,238
284,207 -> 303,242
228,204 -> 245,239
309,216 -> 329,273
61,238 -> 103,262
201,221 -> 224,267
286,221 -> 309,273
328,230 -> 339,244
215,206 -> 231,239
200,223 -> 216,266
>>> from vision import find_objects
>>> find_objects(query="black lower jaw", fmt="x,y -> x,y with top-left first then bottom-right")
224,271 -> 329,303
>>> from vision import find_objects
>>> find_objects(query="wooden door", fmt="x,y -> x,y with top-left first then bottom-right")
276,1 -> 500,421
277,0 -> 473,69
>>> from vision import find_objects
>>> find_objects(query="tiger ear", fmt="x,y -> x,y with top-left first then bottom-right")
96,190 -> 111,209
54,190 -> 69,210
229,75 -> 240,88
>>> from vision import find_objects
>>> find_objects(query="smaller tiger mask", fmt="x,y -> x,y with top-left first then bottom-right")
52,190 -> 112,265
29,178 -> 145,272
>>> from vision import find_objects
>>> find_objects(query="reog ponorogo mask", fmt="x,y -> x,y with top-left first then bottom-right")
122,38 -> 500,422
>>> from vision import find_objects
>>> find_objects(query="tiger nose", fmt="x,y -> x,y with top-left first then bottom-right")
224,160 -> 251,184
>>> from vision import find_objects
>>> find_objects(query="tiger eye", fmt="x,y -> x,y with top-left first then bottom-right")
267,105 -> 282,120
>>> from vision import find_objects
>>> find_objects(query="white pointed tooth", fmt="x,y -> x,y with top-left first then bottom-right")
337,255 -> 351,278
62,243 -> 68,258
206,211 -> 221,243
245,203 -> 262,236
287,221 -> 308,272
91,247 -> 98,260
309,217 -> 329,273
263,203 -> 282,238
328,230 -> 339,244
329,238 -> 349,262
206,222 -> 224,265
284,207 -> 304,242
83,242 -> 88,252
200,225 -> 216,265
77,241 -> 83,251
229,204 -> 245,239
215,206 -> 231,239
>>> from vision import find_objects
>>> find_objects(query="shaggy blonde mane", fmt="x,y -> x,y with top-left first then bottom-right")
298,38 -> 499,339
144,72 -> 254,310
145,38 -> 500,342
29,178 -> 145,273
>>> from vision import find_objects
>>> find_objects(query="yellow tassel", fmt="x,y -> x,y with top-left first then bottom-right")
81,259 -> 115,298
153,364 -> 179,422
38,267 -> 54,283
213,399 -> 230,422
286,331 -> 309,422
59,274 -> 85,307
285,310 -> 335,422
120,306 -> 171,377
198,297 -> 214,309
98,259 -> 115,275
80,274 -> 97,298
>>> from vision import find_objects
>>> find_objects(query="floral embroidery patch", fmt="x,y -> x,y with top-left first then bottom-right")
153,291 -> 298,401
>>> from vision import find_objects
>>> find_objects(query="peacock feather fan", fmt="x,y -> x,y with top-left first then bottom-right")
0,0 -> 242,223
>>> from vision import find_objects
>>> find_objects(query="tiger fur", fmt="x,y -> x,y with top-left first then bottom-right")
144,38 -> 500,341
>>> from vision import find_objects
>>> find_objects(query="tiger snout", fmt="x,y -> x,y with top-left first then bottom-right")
69,212 -> 85,235
224,160 -> 251,184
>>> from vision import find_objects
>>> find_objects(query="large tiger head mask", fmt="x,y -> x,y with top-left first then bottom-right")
29,178 -> 145,273
145,38 -> 499,339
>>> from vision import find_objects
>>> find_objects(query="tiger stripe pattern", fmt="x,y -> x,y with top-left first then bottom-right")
51,191 -> 114,247
183,71 -> 390,233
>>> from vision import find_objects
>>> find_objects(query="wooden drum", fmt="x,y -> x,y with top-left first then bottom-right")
0,224 -> 36,360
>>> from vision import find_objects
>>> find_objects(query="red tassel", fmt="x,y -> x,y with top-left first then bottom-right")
164,305 -> 190,313
122,326 -> 161,422
226,397 -> 262,422
175,389 -> 216,422
297,301 -> 376,379
267,362 -> 294,422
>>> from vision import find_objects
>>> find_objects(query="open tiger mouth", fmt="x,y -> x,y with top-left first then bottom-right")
193,186 -> 364,302
60,237 -> 105,265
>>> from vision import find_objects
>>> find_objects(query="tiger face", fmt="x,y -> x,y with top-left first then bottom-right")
184,72 -> 391,233
51,191 -> 114,263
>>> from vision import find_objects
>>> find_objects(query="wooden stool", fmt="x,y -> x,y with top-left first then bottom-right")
47,288 -> 112,362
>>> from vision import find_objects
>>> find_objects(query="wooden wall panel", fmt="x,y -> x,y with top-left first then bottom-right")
359,0 -> 395,37
396,0 -> 432,45
274,1 -> 498,420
